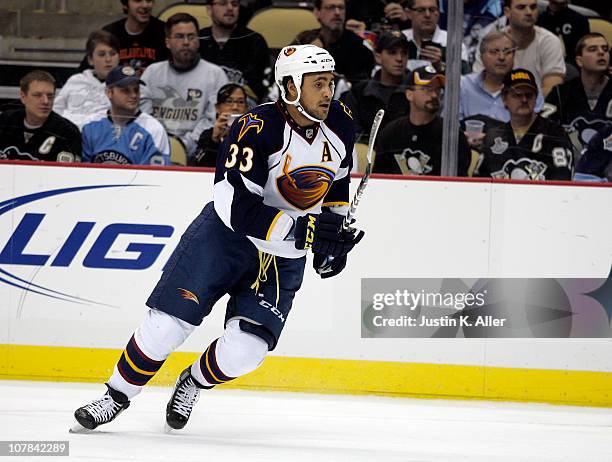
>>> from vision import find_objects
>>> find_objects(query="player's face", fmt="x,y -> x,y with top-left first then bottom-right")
407,0 -> 440,37
217,87 -> 247,115
299,72 -> 335,121
20,80 -> 55,122
576,37 -> 610,73
376,46 -> 409,78
505,0 -> 538,30
89,43 -> 120,80
314,0 -> 346,33
503,86 -> 537,117
126,0 -> 154,24
407,82 -> 443,114
481,37 -> 515,78
107,83 -> 140,113
166,22 -> 200,67
208,0 -> 239,29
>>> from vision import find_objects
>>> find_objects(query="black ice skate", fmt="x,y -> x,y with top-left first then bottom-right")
71,384 -> 130,432
165,367 -> 205,431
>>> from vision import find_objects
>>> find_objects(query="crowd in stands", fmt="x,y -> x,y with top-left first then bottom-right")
0,0 -> 610,182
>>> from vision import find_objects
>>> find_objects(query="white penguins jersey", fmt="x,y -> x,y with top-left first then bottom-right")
213,100 -> 356,258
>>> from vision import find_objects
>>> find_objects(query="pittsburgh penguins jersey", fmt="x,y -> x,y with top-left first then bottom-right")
82,111 -> 170,165
575,124 -> 612,182
543,77 -> 612,150
0,108 -> 81,162
373,116 -> 471,177
478,115 -> 574,181
213,100 -> 355,259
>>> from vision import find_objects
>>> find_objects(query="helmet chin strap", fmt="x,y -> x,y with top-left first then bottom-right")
282,87 -> 324,124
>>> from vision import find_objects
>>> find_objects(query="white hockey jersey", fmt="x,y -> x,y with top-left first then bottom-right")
213,100 -> 356,258
140,59 -> 228,155
53,69 -> 110,130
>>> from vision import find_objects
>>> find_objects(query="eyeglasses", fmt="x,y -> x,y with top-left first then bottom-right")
211,0 -> 239,7
485,47 -> 517,57
221,98 -> 246,105
508,89 -> 536,100
170,33 -> 198,42
410,6 -> 439,14
321,4 -> 345,12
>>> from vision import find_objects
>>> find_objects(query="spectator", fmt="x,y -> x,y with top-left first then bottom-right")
198,0 -> 270,103
55,30 -> 120,129
439,0 -> 504,67
140,13 -> 228,157
80,1 -> 167,73
537,0 -> 590,65
544,33 -> 611,151
345,1 -> 411,34
574,124 -> 612,182
473,0 -> 566,97
82,65 -> 169,165
477,68 -> 573,180
0,71 -> 81,162
193,83 -> 248,167
374,65 -> 471,176
402,0 -> 470,73
459,30 -> 544,123
302,0 -> 375,84
341,31 -> 411,141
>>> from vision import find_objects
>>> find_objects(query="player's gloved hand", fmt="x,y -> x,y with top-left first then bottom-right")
293,212 -> 364,258
313,253 -> 347,279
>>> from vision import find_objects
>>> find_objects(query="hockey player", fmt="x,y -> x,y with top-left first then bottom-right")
477,68 -> 574,181
72,44 -> 364,432
0,70 -> 81,162
81,64 -> 170,165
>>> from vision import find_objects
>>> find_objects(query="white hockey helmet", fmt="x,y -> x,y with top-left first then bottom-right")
275,45 -> 335,122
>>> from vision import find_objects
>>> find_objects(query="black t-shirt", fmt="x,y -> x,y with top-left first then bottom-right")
478,115 -> 574,180
104,17 -> 168,70
537,7 -> 590,62
0,109 -> 81,162
198,26 -> 270,101
374,116 -> 470,176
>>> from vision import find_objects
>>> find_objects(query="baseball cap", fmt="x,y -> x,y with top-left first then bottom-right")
502,68 -> 538,91
105,65 -> 145,88
408,65 -> 445,87
376,31 -> 409,53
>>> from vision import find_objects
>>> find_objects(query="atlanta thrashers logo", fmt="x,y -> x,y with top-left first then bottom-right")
284,47 -> 297,56
277,165 -> 335,210
178,288 -> 200,305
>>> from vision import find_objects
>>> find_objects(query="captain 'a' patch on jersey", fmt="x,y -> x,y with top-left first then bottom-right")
213,100 -> 355,259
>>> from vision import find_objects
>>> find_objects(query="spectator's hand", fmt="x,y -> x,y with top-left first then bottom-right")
464,131 -> 485,150
419,45 -> 443,68
384,3 -> 409,22
212,113 -> 231,143
345,19 -> 366,35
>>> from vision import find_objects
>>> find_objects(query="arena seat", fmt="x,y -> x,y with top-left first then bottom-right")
247,7 -> 319,49
355,142 -> 374,174
169,136 -> 188,166
158,3 -> 211,29
588,18 -> 612,46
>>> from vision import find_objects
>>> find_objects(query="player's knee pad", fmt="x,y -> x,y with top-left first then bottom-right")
215,319 -> 269,378
135,309 -> 196,360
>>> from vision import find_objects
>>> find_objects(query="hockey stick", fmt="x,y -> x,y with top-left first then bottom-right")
317,109 -> 384,275
342,108 -> 385,230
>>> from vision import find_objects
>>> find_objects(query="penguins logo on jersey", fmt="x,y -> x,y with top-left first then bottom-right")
604,134 -> 612,151
394,148 -> 432,175
568,117 -> 610,146
277,159 -> 335,210
237,113 -> 264,142
492,158 -> 548,180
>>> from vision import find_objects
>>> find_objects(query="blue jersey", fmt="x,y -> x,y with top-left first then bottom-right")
213,100 -> 356,258
82,111 -> 170,165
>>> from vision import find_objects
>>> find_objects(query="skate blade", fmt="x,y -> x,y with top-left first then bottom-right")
164,422 -> 175,433
69,420 -> 94,434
